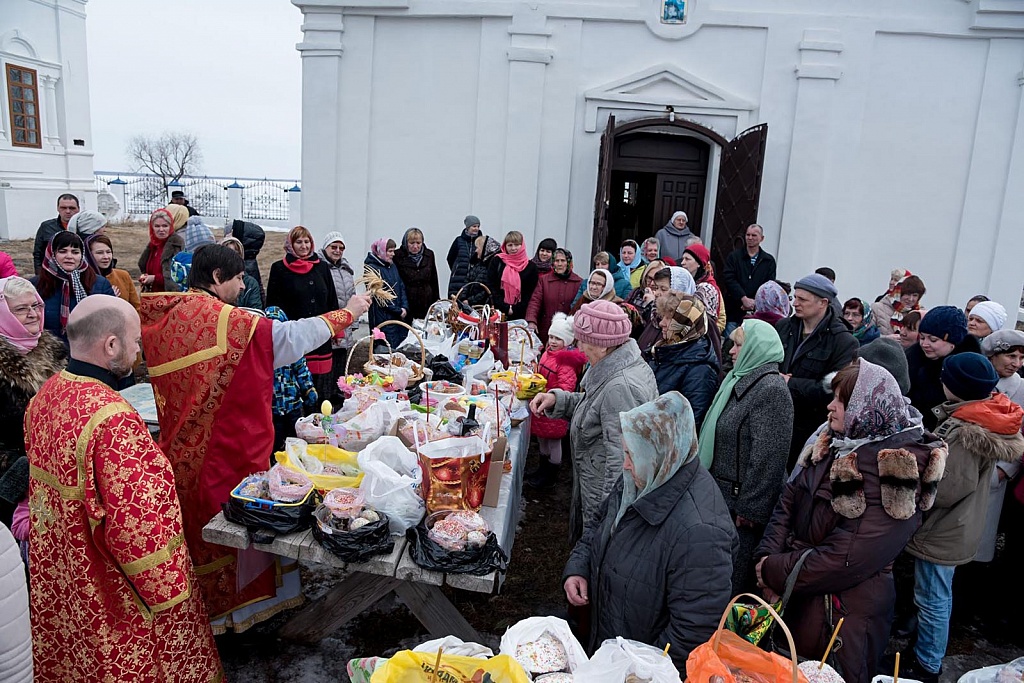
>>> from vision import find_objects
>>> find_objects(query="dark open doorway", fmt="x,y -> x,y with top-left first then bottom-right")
604,132 -> 709,253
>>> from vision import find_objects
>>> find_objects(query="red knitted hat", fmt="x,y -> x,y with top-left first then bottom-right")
574,300 -> 631,347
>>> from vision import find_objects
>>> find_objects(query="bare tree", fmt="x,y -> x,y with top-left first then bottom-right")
126,132 -> 203,186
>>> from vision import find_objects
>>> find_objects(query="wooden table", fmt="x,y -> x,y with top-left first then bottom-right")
202,419 -> 530,643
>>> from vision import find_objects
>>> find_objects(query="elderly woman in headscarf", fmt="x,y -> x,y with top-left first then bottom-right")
649,292 -> 719,429
0,276 -> 66,529
843,298 -> 881,346
680,243 -> 726,333
138,208 -> 185,293
393,227 -> 440,322
636,265 -> 695,354
755,359 -> 947,683
527,247 -> 583,343
570,267 -> 619,314
563,392 -> 736,670
751,280 -> 791,325
530,300 -> 658,544
699,319 -> 792,592
364,237 -> 409,349
33,232 -> 115,347
266,226 -> 340,403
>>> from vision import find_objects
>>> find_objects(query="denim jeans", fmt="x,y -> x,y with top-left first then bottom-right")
913,559 -> 956,674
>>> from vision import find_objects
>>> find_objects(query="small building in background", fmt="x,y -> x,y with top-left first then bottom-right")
0,0 -> 95,240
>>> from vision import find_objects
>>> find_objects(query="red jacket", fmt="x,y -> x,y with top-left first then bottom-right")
525,271 -> 583,343
531,347 -> 587,439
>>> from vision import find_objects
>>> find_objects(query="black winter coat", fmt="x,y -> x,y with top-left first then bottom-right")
487,257 -> 539,320
906,336 -> 981,431
446,229 -> 477,296
364,253 -> 410,349
231,219 -> 266,292
564,458 -> 736,671
649,336 -> 720,430
775,311 -> 859,465
265,258 -> 338,362
393,247 -> 440,322
720,247 -> 777,323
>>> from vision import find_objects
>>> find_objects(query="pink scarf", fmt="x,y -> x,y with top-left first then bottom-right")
496,245 -> 529,306
0,277 -> 43,353
371,238 -> 392,264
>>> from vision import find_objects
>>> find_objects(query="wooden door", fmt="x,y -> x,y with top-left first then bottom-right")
591,114 -> 616,260
711,123 -> 768,270
654,174 -> 706,236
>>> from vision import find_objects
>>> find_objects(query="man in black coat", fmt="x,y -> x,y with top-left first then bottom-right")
776,273 -> 859,467
720,224 -> 776,335
32,193 -> 80,275
446,214 -> 481,296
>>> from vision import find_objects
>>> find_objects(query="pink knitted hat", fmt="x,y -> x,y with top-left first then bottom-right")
574,299 -> 631,347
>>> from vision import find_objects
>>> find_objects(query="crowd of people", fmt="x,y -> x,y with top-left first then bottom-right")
0,194 -> 1021,682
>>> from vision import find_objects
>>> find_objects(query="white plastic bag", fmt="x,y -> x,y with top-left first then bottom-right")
295,414 -> 336,446
955,657 -> 1024,683
415,636 -> 494,659
357,436 -> 425,534
338,401 -> 401,451
499,616 -> 589,674
573,637 -> 681,683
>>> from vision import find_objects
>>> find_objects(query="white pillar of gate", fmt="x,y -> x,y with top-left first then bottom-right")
227,181 -> 244,221
776,29 -> 844,279
288,184 -> 301,228
107,178 -> 127,220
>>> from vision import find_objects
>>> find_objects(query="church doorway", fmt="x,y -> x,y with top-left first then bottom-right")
593,116 -> 768,270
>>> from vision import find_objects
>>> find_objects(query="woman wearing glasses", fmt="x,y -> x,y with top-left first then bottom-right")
0,275 -> 66,529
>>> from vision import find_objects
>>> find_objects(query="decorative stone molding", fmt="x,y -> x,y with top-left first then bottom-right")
295,8 -> 345,57
0,29 -> 38,59
796,29 -> 843,81
972,0 -> 1024,31
507,9 -> 555,64
583,62 -> 754,132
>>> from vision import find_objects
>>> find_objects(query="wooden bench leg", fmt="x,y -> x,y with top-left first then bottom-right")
394,581 -> 481,643
279,571 -> 401,641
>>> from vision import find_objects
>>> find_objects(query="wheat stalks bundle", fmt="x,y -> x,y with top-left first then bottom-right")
356,265 -> 397,305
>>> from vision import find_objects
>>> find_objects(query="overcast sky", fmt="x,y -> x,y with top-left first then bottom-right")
87,0 -> 303,180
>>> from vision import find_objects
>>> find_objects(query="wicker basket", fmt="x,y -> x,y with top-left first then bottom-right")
448,282 -> 503,335
360,320 -> 427,383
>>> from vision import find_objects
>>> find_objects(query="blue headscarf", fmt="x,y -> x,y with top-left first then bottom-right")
614,392 -> 698,529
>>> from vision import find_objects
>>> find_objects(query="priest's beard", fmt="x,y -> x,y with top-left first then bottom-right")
110,349 -> 136,379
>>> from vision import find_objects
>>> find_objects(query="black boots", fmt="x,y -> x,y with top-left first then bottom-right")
526,457 -> 560,489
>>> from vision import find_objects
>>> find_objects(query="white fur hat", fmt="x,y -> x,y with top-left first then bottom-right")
548,313 -> 575,345
970,301 -> 1007,333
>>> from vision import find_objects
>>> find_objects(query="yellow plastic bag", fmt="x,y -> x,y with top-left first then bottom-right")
370,651 -> 530,683
275,443 -> 364,491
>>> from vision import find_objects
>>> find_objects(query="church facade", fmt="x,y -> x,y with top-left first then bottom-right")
0,0 -> 96,240
293,0 -> 1024,314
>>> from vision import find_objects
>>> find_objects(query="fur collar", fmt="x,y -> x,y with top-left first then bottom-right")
941,417 -> 1024,464
0,333 -> 66,395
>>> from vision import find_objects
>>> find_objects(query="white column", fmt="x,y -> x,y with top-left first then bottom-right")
295,7 -> 345,245
288,185 -> 302,227
108,180 -> 127,220
501,10 -> 554,247
39,74 -> 62,150
776,29 -> 844,278
227,182 -> 244,221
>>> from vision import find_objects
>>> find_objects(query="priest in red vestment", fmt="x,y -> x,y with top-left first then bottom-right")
25,295 -> 222,683
140,244 -> 370,632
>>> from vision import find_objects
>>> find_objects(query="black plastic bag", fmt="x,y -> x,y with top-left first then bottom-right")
222,488 -> 320,537
427,355 -> 462,383
310,506 -> 395,563
405,523 -> 509,575
397,344 -> 433,368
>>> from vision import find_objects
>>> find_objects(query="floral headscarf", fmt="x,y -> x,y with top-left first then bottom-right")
755,281 -> 791,318
834,359 -> 918,450
849,298 -> 879,341
614,392 -> 698,528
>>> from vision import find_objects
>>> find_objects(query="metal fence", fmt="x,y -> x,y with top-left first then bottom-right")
94,172 -> 299,220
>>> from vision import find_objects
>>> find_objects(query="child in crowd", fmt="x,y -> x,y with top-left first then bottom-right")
265,306 -> 319,457
527,313 -> 587,488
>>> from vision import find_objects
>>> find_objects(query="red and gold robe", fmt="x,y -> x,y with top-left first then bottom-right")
25,369 -> 222,683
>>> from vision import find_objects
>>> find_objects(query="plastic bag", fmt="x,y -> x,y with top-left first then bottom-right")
405,523 -> 508,575
575,637 -> 681,683
954,656 -> 1024,683
267,464 -> 313,502
339,401 -> 402,451
295,413 -> 337,446
687,629 -> 806,683
275,441 -> 363,491
358,437 -> 426,534
223,477 -> 320,536
311,504 -> 395,562
370,650 -> 529,683
499,616 -> 589,675
414,637 -> 493,659
416,435 -> 492,512
427,355 -> 462,383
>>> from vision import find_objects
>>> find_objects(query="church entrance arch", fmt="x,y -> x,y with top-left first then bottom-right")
592,116 -> 768,271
